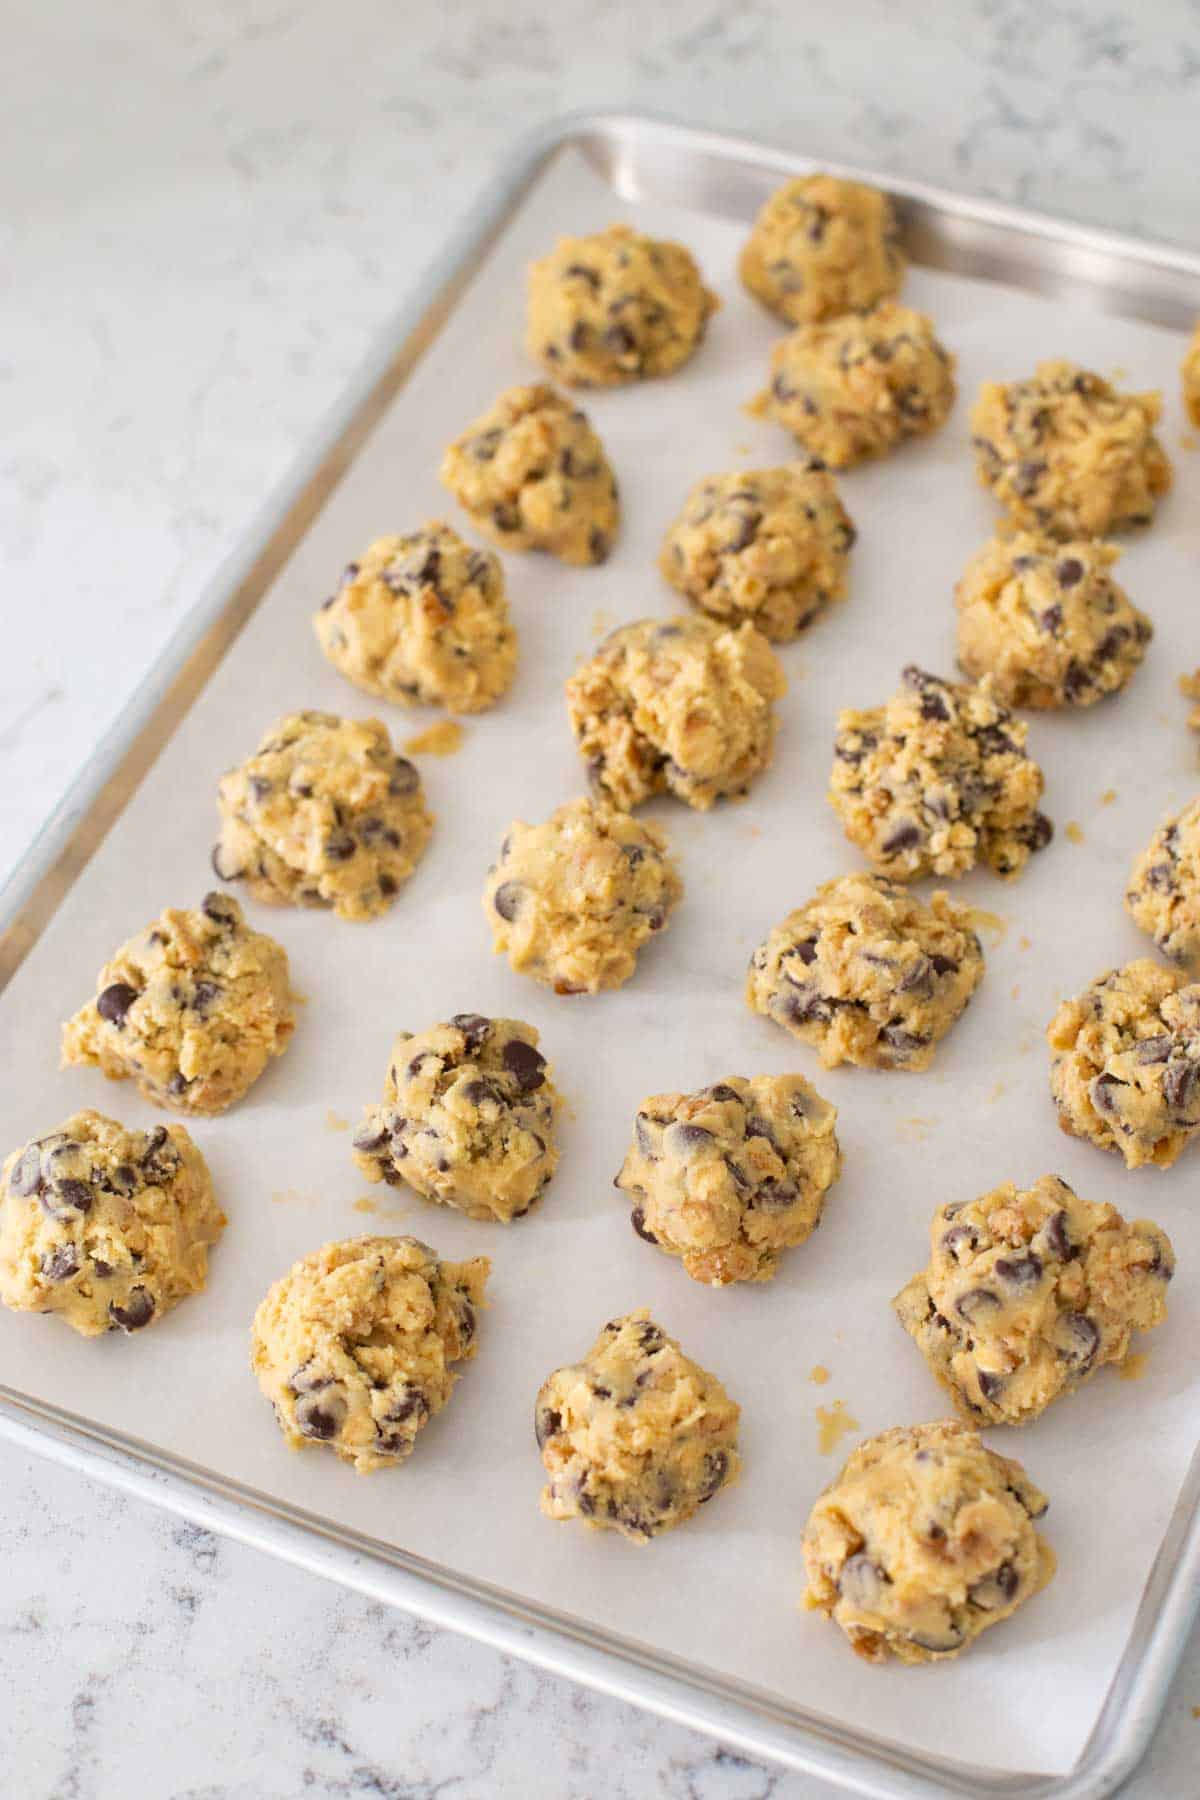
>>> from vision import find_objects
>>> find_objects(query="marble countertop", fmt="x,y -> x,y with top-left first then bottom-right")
3,2 -> 1199,1793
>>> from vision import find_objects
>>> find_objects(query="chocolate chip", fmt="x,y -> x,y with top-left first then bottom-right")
1056,558 -> 1084,588
8,1146 -> 42,1198
1056,1312 -> 1100,1369
352,1121 -> 388,1154
1163,1060 -> 1198,1111
838,1553 -> 889,1608
96,982 -> 139,1027
201,891 -> 238,926
955,1287 -> 1000,1323
190,980 -> 221,1015
450,1013 -> 491,1051
1012,459 -> 1046,498
698,1450 -> 730,1502
45,1179 -> 93,1218
630,1207 -> 658,1244
1039,603 -> 1063,635
41,1244 -> 79,1282
491,882 -> 523,922
295,1389 -> 346,1440
605,322 -> 636,358
705,1084 -> 740,1103
908,1622 -> 966,1653
940,1223 -> 979,1258
994,1253 -> 1042,1293
977,1369 -> 1006,1403
664,1122 -> 713,1157
501,1038 -> 546,1092
210,842 -> 244,882
588,527 -> 610,563
793,937 -> 819,966
754,1177 -> 799,1212
970,1561 -> 1019,1609
1042,1209 -> 1074,1261
109,1287 -> 156,1333
882,820 -> 922,856
389,758 -> 419,796
534,1402 -> 562,1449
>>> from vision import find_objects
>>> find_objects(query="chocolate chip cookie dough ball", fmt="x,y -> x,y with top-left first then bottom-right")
484,796 -> 682,996
749,302 -> 956,469
970,360 -> 1171,538
352,1015 -> 560,1225
1127,800 -> 1200,968
895,1176 -> 1173,1428
1048,959 -> 1200,1169
535,1310 -> 740,1542
739,173 -> 905,326
527,223 -> 718,387
440,384 -> 619,565
955,532 -> 1151,710
659,464 -> 856,642
802,1420 -> 1055,1664
61,892 -> 295,1115
1184,323 -> 1200,427
747,874 -> 984,1070
830,666 -> 1052,882
213,711 -> 432,922
566,616 -> 786,811
251,1235 -> 489,1473
615,1075 -> 841,1287
313,525 -> 516,715
0,1110 -> 225,1338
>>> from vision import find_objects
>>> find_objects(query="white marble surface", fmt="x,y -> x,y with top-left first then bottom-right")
2,2 -> 1200,1794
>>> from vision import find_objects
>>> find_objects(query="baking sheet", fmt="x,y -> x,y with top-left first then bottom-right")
2,144 -> 1199,1780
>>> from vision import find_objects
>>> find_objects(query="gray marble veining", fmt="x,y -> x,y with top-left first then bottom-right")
2,2 -> 1199,1795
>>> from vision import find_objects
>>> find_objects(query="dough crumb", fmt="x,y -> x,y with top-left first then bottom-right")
810,1364 -> 831,1385
897,1117 -> 935,1144
325,1110 -> 349,1132
352,1197 -> 378,1215
966,907 -> 1008,947
1180,669 -> 1200,733
591,609 -> 616,638
1065,821 -> 1086,844
1019,934 -> 1032,951
816,1399 -> 859,1454
990,1079 -> 1006,1102
403,720 -> 465,756
1120,1352 -> 1150,1383
1100,789 -> 1117,806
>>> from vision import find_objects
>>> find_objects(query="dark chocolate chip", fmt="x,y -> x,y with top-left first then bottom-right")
8,1146 -> 42,1198
534,1403 -> 562,1450
630,1207 -> 658,1244
994,1253 -> 1042,1293
501,1038 -> 546,1093
201,892 -> 238,926
109,1287 -> 155,1333
491,881 -> 523,922
96,983 -> 139,1027
450,1013 -> 491,1051
955,1287 -> 1001,1324
41,1244 -> 79,1282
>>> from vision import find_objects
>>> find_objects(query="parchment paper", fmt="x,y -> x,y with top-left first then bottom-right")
2,145 -> 1199,1777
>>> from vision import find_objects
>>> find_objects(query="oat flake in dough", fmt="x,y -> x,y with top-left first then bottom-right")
566,615 -> 786,811
352,1014 -> 560,1224
251,1235 -> 489,1473
615,1074 -> 841,1287
0,1109 -> 225,1338
747,873 -> 984,1070
535,1309 -> 740,1542
894,1175 -> 1173,1427
483,796 -> 682,995
802,1419 -> 1055,1664
61,891 -> 295,1116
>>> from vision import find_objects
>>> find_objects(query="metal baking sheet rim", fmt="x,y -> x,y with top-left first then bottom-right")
1,111 -> 1198,1799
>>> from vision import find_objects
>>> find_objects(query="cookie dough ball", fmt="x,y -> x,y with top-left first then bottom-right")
566,616 -> 786,811
61,892 -> 295,1116
615,1075 -> 840,1287
535,1310 -> 740,1542
829,665 -> 1052,881
250,1235 -> 489,1473
213,711 -> 432,922
313,525 -> 516,715
1047,959 -> 1200,1169
0,1111 -> 225,1338
1127,800 -> 1200,968
659,464 -> 856,642
352,1015 -> 560,1224
440,385 -> 619,565
1184,323 -> 1200,427
802,1420 -> 1055,1664
747,874 -> 984,1071
750,302 -> 956,469
484,796 -> 682,995
527,224 -> 718,387
971,360 -> 1171,538
894,1175 -> 1173,1428
739,174 -> 904,326
955,532 -> 1151,710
